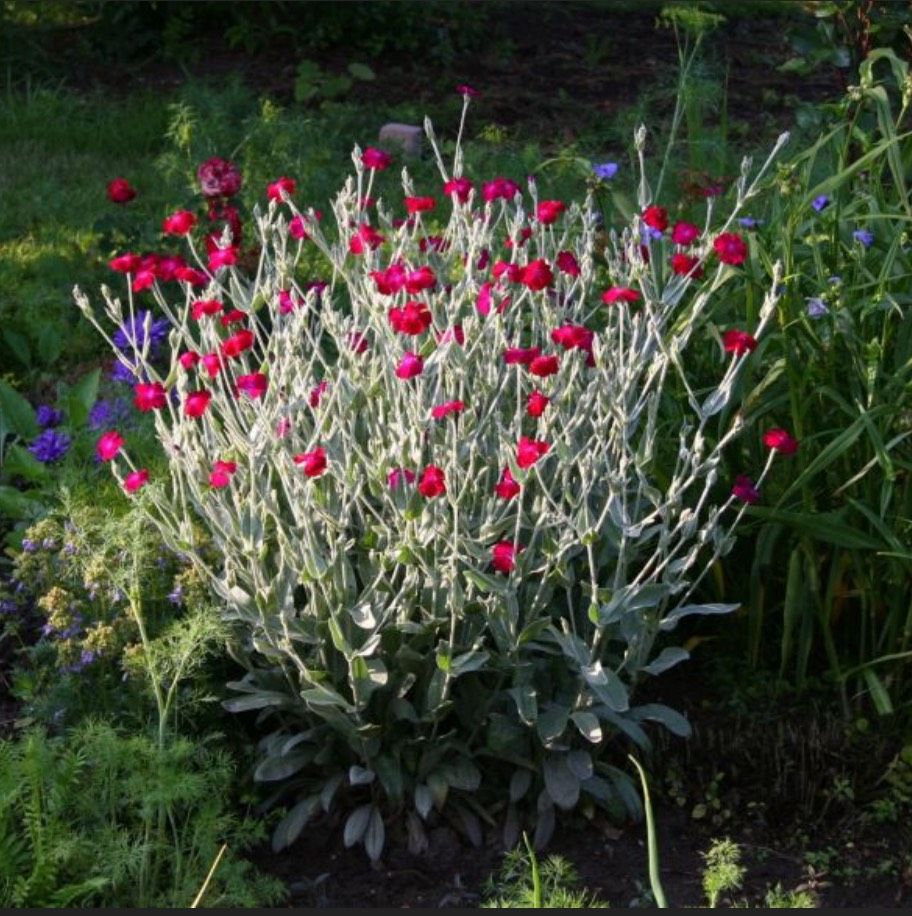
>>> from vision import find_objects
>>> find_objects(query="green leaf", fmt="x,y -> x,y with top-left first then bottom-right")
570,710 -> 603,743
272,795 -> 320,852
4,444 -> 51,483
509,768 -> 532,802
441,757 -> 481,791
0,380 -> 37,438
863,668 -> 894,716
343,803 -> 372,848
301,683 -> 355,712
37,325 -> 63,366
0,485 -> 44,520
364,806 -> 385,861
65,369 -> 100,428
254,752 -> 310,782
3,329 -> 31,369
449,650 -> 489,677
349,765 -> 375,785
222,690 -> 289,712
582,661 -> 629,711
641,647 -> 690,676
745,507 -> 882,550
536,703 -> 569,743
347,62 -> 376,81
543,755 -> 580,810
659,603 -> 739,631
630,703 -> 692,737
414,784 -> 433,819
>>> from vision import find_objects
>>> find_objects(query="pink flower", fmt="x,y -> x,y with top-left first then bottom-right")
372,263 -> 407,295
405,196 -> 436,214
178,351 -> 200,370
670,253 -> 703,278
348,331 -> 369,355
349,223 -> 385,255
431,400 -> 465,420
456,84 -> 479,97
221,329 -> 255,358
529,354 -> 559,377
107,178 -> 136,204
527,390 -> 550,418
494,467 -> 520,500
723,329 -> 757,356
493,260 -> 522,284
519,259 -> 554,291
175,266 -> 208,287
395,352 -> 424,379
551,324 -> 593,352
191,299 -> 224,321
267,176 -> 296,202
133,382 -> 167,412
236,372 -> 268,400
289,215 -> 309,240
294,447 -> 327,478
482,177 -> 520,203
210,460 -> 238,488
436,325 -> 465,346
109,252 -> 141,273
309,380 -> 329,408
504,227 -> 532,249
642,205 -> 668,232
517,436 -> 550,469
536,200 -> 566,225
671,221 -> 700,246
492,540 -> 521,574
444,177 -> 473,203
276,418 -> 292,438
601,286 -> 641,305
389,301 -> 432,336
220,308 -> 246,327
208,247 -> 238,271
131,270 -> 156,293
763,428 -> 799,455
731,475 -> 760,504
504,346 -> 540,366
556,250 -> 580,277
388,467 -> 416,489
361,147 -> 392,171
278,289 -> 302,314
184,391 -> 212,418
197,157 -> 242,198
405,266 -> 437,294
96,431 -> 125,462
418,464 -> 446,497
714,232 -> 748,265
419,235 -> 448,253
162,210 -> 197,235
201,353 -> 223,378
156,255 -> 186,282
124,469 -> 149,494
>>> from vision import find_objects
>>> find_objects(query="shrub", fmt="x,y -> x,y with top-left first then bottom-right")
75,101 -> 789,858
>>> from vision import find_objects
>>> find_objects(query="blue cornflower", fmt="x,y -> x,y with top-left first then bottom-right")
811,195 -> 830,212
640,225 -> 664,243
806,297 -> 829,319
28,429 -> 71,464
112,309 -> 170,354
738,216 -> 763,229
853,228 -> 874,248
592,161 -> 619,180
88,397 -> 130,430
36,405 -> 63,428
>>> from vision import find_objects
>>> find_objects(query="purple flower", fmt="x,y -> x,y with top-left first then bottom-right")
28,429 -> 71,464
853,228 -> 874,248
592,161 -> 619,180
0,599 -> 17,614
640,225 -> 664,243
36,405 -> 63,428
828,275 -> 842,285
738,217 -> 763,229
811,195 -> 830,212
21,539 -> 38,553
168,585 -> 184,606
806,297 -> 829,319
112,310 -> 170,354
88,397 -> 130,429
63,543 -> 77,556
41,538 -> 57,551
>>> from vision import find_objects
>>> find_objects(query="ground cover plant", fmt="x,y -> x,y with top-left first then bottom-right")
2,0 -> 912,909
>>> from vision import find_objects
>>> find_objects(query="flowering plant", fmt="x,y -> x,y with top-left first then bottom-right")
75,107 -> 788,858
